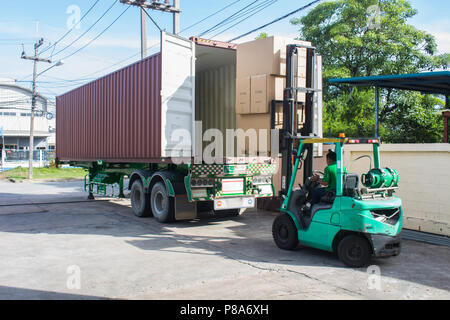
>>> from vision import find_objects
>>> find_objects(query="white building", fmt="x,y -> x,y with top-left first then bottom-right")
0,78 -> 55,152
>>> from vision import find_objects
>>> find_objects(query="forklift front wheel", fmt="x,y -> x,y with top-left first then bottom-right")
272,214 -> 299,251
337,235 -> 371,268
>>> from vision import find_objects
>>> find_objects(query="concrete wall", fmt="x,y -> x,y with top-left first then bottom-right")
343,144 -> 450,237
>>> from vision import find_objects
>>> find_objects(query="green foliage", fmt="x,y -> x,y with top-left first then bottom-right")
382,92 -> 444,143
256,32 -> 268,39
0,167 -> 87,181
292,0 -> 448,143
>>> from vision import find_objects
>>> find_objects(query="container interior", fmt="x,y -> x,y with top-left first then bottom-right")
195,45 -> 237,157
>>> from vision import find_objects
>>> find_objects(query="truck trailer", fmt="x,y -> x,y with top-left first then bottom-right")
56,32 -> 321,223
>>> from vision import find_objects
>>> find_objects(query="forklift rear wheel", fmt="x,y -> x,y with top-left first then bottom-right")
130,180 -> 152,218
272,214 -> 299,250
337,235 -> 371,268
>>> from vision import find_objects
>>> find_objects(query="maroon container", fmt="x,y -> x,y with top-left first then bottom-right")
56,53 -> 163,163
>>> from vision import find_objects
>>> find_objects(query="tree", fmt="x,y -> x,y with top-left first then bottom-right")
292,0 -> 449,142
255,32 -> 268,39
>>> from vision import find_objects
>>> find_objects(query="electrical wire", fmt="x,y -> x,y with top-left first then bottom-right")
58,6 -> 131,62
228,0 -> 322,42
50,0 -> 118,58
142,8 -> 162,32
40,0 -> 102,55
210,0 -> 278,39
206,0 -> 276,37
180,0 -> 243,34
199,0 -> 261,37
46,41 -> 160,86
17,0 -> 118,83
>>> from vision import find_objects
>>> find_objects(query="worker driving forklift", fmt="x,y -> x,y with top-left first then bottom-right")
272,137 -> 403,268
310,150 -> 347,207
273,44 -> 403,267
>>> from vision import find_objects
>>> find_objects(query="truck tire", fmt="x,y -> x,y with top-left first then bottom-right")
130,180 -> 152,218
272,214 -> 299,250
150,182 -> 174,223
337,234 -> 372,268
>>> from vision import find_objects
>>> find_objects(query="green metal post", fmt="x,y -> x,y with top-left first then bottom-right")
282,143 -> 304,209
88,167 -> 95,200
119,175 -> 125,198
373,143 -> 381,169
335,142 -> 343,196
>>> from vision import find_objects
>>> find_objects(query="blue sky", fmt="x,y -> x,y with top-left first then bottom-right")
1,0 -> 449,99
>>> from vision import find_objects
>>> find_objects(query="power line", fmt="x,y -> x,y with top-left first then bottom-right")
40,0 -> 102,55
199,0 -> 261,37
142,8 -> 162,32
206,0 -> 275,37
229,0 -> 322,42
16,3 -> 130,86
48,41 -> 160,85
58,6 -> 131,62
50,0 -> 118,58
210,0 -> 277,39
180,0 -> 243,34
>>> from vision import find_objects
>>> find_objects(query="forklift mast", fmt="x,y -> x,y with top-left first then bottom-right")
280,44 -> 322,196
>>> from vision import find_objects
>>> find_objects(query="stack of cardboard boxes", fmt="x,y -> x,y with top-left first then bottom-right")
235,36 -> 311,156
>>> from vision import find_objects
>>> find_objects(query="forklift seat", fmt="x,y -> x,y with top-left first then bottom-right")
309,191 -> 336,221
310,203 -> 334,217
343,174 -> 359,197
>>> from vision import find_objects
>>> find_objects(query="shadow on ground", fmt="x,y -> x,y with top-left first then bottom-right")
0,285 -> 106,300
0,189 -> 449,295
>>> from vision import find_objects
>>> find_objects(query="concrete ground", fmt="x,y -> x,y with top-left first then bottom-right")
0,180 -> 449,300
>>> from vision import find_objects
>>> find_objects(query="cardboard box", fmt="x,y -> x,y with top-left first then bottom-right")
236,36 -> 310,116
235,36 -> 314,156
236,77 -> 251,114
236,36 -> 311,78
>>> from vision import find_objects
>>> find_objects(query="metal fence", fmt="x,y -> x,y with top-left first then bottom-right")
3,150 -> 55,162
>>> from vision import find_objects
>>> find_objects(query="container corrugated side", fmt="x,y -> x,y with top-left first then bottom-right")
56,53 -> 163,163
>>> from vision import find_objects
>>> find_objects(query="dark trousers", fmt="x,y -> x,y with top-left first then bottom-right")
311,187 -> 327,205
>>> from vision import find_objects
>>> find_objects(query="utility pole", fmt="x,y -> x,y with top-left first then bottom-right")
120,0 -> 182,59
173,0 -> 180,35
21,38 -> 51,180
140,7 -> 147,59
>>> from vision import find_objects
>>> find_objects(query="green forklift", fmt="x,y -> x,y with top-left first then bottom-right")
273,44 -> 402,267
272,136 -> 403,267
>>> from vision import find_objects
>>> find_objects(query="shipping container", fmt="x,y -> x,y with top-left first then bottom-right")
56,33 -> 321,223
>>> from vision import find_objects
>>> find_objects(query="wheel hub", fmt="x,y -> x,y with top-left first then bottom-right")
348,245 -> 362,260
279,226 -> 288,239
154,191 -> 165,214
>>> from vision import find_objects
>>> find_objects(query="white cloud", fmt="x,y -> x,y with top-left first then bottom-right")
431,31 -> 450,54
415,20 -> 450,54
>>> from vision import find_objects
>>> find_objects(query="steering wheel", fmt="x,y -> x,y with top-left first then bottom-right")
313,170 -> 324,176
301,176 -> 321,194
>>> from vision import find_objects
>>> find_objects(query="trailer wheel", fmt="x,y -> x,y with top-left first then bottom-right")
130,180 -> 152,218
150,182 -> 174,223
337,235 -> 371,268
272,214 -> 299,251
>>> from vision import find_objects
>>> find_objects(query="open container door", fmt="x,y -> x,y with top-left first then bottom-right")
160,32 -> 196,159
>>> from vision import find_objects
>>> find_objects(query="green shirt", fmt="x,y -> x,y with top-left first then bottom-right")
323,162 -> 347,192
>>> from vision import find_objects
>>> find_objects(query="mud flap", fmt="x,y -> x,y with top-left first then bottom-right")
174,194 -> 197,221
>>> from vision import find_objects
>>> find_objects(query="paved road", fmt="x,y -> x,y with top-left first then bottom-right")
0,180 -> 449,300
